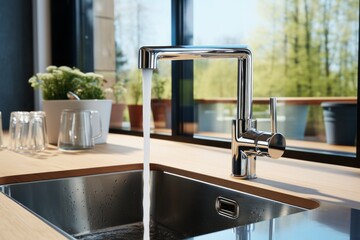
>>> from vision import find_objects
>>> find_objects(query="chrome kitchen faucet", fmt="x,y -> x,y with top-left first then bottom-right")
138,46 -> 286,179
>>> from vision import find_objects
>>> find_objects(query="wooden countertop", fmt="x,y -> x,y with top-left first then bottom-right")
0,133 -> 359,239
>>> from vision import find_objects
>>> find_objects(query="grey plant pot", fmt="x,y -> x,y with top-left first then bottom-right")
321,102 -> 357,146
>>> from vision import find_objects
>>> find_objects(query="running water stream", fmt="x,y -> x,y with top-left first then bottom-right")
142,69 -> 153,240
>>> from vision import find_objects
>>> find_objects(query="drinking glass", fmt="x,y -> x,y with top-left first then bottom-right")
28,111 -> 48,152
8,111 -> 30,153
0,112 -> 5,149
58,109 -> 102,151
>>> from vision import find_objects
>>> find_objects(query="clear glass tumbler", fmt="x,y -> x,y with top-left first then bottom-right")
8,111 -> 30,153
28,111 -> 48,152
0,111 -> 5,149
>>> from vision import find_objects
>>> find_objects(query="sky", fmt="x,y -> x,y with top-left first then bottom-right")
193,0 -> 261,45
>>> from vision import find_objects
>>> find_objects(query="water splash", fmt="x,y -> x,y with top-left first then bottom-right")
142,69 -> 153,240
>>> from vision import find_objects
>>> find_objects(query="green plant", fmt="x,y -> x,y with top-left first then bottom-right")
152,72 -> 168,100
124,69 -> 143,105
129,77 -> 142,105
28,66 -> 107,100
106,79 -> 127,104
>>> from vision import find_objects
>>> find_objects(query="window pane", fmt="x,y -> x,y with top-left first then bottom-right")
193,0 -> 358,154
113,0 -> 171,133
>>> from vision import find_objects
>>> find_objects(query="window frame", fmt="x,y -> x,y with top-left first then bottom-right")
109,0 -> 360,168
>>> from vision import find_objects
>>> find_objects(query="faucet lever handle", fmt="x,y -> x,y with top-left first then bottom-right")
270,97 -> 277,133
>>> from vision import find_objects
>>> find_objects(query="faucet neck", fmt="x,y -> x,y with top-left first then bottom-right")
237,55 -> 253,131
138,46 -> 253,123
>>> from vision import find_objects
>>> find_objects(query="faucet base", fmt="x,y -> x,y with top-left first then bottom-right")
232,153 -> 257,180
231,174 -> 257,180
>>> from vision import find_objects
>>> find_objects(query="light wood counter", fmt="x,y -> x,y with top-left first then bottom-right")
0,133 -> 359,239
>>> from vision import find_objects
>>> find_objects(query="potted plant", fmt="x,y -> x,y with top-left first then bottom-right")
151,72 -> 171,129
127,72 -> 143,130
28,66 -> 112,144
106,78 -> 127,128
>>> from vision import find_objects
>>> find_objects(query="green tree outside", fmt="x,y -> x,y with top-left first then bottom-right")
194,0 -> 358,99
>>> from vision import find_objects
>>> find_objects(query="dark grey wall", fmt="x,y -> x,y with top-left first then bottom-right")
0,0 -> 34,129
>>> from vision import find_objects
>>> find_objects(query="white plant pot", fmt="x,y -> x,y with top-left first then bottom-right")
43,100 -> 112,144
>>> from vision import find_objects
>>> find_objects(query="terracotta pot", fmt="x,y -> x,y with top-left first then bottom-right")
43,100 -> 112,144
128,105 -> 143,130
110,103 -> 126,128
151,99 -> 171,129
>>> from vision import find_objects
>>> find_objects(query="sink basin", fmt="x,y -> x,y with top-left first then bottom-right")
0,170 -> 317,239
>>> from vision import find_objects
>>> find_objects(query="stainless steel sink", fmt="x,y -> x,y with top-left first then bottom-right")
0,170 -> 316,239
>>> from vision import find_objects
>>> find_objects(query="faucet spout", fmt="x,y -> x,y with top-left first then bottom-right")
138,46 -> 286,180
139,46 -> 253,125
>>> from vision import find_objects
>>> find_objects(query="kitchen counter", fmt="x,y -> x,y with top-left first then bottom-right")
0,133 -> 359,239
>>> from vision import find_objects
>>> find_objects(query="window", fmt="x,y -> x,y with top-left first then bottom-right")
189,0 -> 359,165
192,0 -> 358,155
93,0 -> 172,134
114,0 -> 172,134
97,0 -> 360,167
